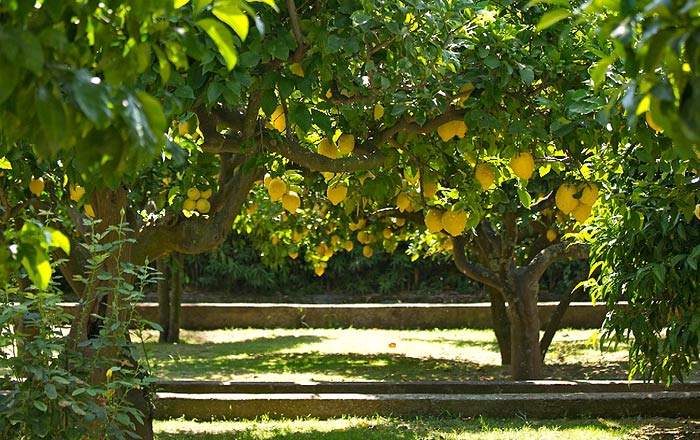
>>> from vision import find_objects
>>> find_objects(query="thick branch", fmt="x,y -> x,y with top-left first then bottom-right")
527,241 -> 589,281
269,137 -> 385,172
452,235 -> 504,293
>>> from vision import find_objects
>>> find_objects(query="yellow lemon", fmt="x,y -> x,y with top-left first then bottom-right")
374,103 -> 385,120
349,218 -> 366,231
246,201 -> 258,215
572,203 -> 592,223
357,230 -> 372,244
183,199 -> 197,211
695,203 -> 700,220
195,198 -> 211,214
290,63 -> 304,77
509,151 -> 535,180
84,204 -> 96,217
187,187 -> 201,200
383,228 -> 393,239
343,240 -> 354,251
424,208 -> 444,233
337,134 -> 355,154
314,265 -> 325,276
327,183 -> 347,205
200,188 -> 213,199
441,210 -> 467,237
271,105 -> 286,133
29,177 -> 44,196
555,183 -> 579,214
475,164 -> 495,190
437,121 -> 455,142
362,245 -> 373,258
396,192 -> 412,212
318,138 -> 338,159
282,191 -> 301,213
579,183 -> 599,206
422,181 -> 438,199
267,177 -> 287,201
546,229 -> 557,242
70,184 -> 86,202
289,251 -> 299,259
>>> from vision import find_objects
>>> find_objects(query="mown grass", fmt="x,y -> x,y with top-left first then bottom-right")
154,415 -> 700,439
137,328 -> 630,382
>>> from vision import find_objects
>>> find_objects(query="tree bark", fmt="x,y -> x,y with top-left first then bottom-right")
508,278 -> 544,380
486,286 -> 511,365
157,257 -> 171,343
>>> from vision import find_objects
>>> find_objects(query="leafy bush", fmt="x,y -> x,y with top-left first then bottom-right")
0,222 -> 159,439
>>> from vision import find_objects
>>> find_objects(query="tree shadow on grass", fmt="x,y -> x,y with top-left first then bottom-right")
154,416 -> 643,440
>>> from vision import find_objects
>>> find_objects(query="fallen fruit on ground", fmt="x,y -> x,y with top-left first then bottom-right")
510,151 -> 535,180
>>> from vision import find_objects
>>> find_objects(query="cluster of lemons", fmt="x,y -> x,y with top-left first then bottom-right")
555,182 -> 599,224
29,177 -> 94,217
183,187 -> 212,214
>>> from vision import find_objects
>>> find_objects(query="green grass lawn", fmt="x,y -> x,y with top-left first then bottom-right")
153,415 -> 700,439
138,327 -> 629,382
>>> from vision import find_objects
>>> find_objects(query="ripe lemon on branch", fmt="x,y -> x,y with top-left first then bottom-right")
441,209 -> 467,237
475,163 -> 495,190
267,177 -> 287,201
509,151 -> 535,180
424,208 -> 444,233
29,177 -> 44,196
327,183 -> 347,205
282,191 -> 301,213
555,183 -> 579,214
337,134 -> 355,154
318,138 -> 338,159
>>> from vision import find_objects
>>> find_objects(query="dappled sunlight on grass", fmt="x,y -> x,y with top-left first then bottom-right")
138,328 -> 634,382
153,415 -> 654,440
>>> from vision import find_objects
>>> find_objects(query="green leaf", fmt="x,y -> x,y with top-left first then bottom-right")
517,187 -> 532,209
0,157 -> 11,170
518,66 -> 535,85
70,70 -> 113,127
22,254 -> 51,290
536,9 -> 571,31
33,400 -> 48,412
196,18 -> 238,71
0,58 -> 19,105
589,55 -> 614,89
484,55 -> 500,69
213,0 -> 249,42
49,229 -> 70,254
35,85 -> 67,155
136,91 -> 167,140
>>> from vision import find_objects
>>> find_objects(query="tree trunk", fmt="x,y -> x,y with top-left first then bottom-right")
486,286 -> 511,365
507,281 -> 543,380
539,288 -> 574,360
158,253 -> 184,343
157,257 -> 171,343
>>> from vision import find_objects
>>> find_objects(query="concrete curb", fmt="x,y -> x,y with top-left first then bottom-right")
153,390 -> 700,420
60,302 -> 622,330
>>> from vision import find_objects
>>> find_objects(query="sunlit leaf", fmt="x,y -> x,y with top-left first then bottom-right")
213,0 -> 250,42
196,18 -> 239,71
535,9 -> 570,31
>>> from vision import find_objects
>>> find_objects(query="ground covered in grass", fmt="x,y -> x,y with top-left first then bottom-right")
138,328 -> 629,382
153,416 -> 700,439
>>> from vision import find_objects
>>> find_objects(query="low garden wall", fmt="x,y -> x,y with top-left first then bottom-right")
60,302 -> 618,330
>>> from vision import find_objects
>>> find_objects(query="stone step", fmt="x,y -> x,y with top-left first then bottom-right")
154,379 -> 700,395
154,390 -> 700,420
